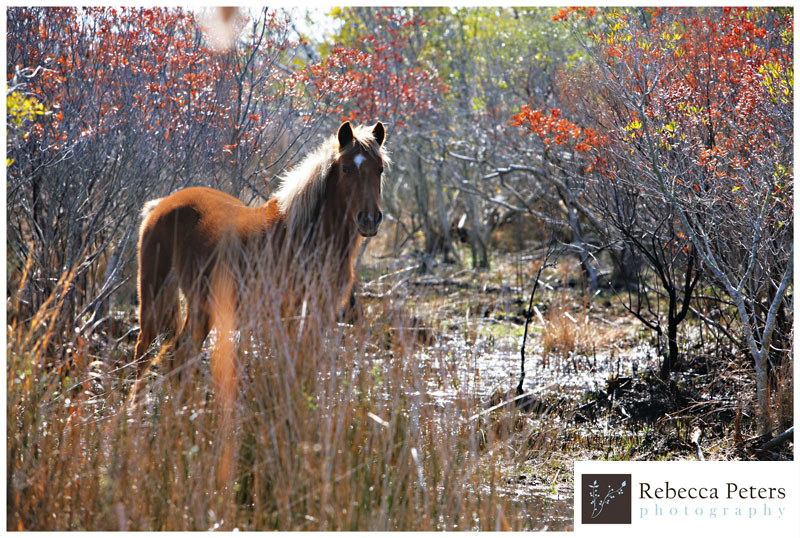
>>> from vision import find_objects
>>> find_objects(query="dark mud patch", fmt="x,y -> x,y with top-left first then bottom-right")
573,358 -> 793,461
483,352 -> 792,462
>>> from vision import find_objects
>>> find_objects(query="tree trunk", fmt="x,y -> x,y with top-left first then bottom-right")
567,204 -> 598,290
413,157 -> 435,254
662,301 -> 679,380
433,167 -> 454,262
465,194 -> 489,269
660,248 -> 696,380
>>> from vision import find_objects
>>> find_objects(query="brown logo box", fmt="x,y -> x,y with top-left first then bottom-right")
581,474 -> 632,524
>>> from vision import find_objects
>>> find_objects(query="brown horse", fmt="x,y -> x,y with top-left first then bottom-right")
134,121 -> 388,375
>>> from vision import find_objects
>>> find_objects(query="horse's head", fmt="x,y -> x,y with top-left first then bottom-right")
335,121 -> 386,237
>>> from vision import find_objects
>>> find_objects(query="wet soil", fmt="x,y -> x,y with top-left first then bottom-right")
358,252 -> 793,529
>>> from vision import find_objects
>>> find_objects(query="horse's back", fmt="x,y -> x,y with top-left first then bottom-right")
140,187 -> 256,280
142,186 -> 254,238
147,186 -> 244,221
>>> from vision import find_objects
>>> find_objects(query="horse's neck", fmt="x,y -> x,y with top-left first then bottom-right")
274,194 -> 359,265
319,198 -> 360,262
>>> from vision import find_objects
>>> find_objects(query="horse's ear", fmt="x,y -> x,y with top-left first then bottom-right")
338,121 -> 354,150
373,121 -> 385,147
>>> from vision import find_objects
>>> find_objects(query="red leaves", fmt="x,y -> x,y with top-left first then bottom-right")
294,10 -> 446,127
656,8 -> 792,204
511,105 -> 608,174
560,7 -> 792,215
9,6 -> 303,168
575,127 -> 604,154
511,106 -> 577,146
553,7 -> 597,22
511,105 -> 603,153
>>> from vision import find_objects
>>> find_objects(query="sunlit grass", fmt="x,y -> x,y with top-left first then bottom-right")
7,254 -> 574,531
8,241 -> 779,530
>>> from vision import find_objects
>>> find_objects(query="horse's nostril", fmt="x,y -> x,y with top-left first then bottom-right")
357,211 -> 381,228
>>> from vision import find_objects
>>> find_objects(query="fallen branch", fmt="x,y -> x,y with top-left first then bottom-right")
761,426 -> 793,451
466,391 -> 537,423
411,278 -> 517,295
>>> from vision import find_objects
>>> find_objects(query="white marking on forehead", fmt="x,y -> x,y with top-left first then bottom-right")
354,153 -> 366,170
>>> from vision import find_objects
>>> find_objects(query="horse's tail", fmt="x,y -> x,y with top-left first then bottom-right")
141,198 -> 163,221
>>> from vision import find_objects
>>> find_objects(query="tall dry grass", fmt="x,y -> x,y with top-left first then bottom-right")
7,240 -> 558,531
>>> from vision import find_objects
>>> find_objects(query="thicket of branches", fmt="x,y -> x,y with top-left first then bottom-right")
7,6 -> 793,435
319,6 -> 793,435
6,7 -> 442,335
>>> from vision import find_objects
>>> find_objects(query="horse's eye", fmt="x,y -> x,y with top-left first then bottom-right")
342,166 -> 352,174
378,167 -> 384,175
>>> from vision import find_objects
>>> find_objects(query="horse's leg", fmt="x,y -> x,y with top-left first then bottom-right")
171,288 -> 212,374
136,278 -> 180,374
135,249 -> 156,367
209,266 -> 237,393
190,297 -> 213,355
134,294 -> 154,369
135,241 -> 179,376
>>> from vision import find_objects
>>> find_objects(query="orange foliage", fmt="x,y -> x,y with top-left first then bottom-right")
543,7 -> 792,213
509,105 -> 609,174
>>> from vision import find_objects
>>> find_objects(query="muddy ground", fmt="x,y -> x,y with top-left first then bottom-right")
354,248 -> 793,528
93,246 -> 792,530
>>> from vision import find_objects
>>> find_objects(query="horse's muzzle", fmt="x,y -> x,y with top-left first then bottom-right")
357,210 -> 382,237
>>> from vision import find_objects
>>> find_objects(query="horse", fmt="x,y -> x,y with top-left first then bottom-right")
134,121 -> 388,376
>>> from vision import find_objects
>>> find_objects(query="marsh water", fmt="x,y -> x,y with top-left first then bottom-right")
395,319 -> 659,531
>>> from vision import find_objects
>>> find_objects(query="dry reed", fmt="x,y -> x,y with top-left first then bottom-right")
7,240 -> 559,531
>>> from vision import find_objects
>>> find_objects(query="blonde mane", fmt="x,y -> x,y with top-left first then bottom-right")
274,123 -> 390,231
